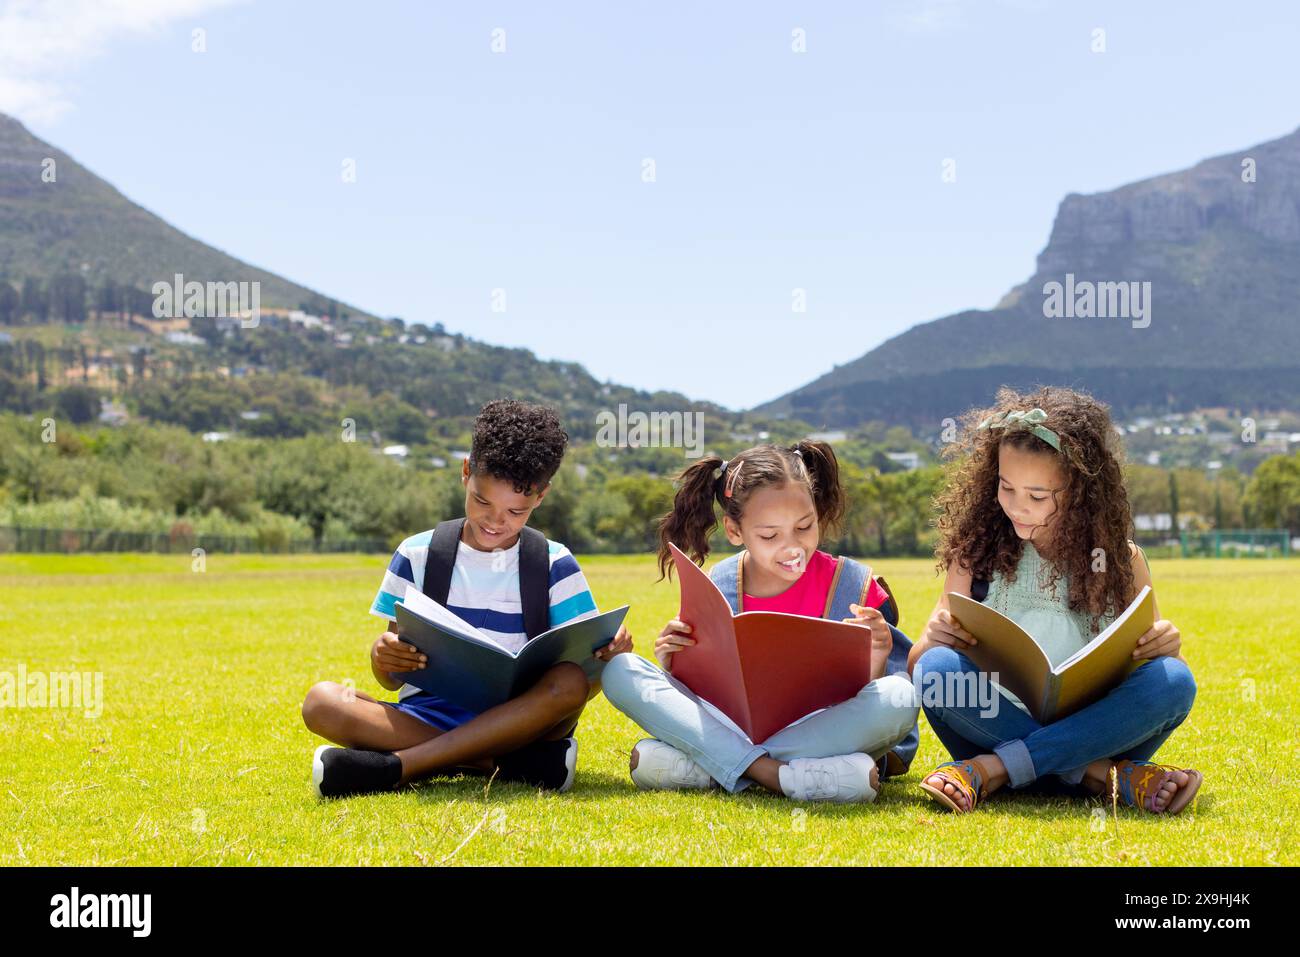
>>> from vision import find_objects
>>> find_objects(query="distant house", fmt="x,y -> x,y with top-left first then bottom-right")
450,449 -> 471,461
202,432 -> 230,443
1134,513 -> 1192,532
1260,431 -> 1294,454
885,451 -> 921,471
98,399 -> 129,427
165,331 -> 205,345
807,430 -> 847,443
239,410 -> 262,421
429,457 -> 447,468
0,332 -> 13,345
287,310 -> 324,329
383,445 -> 409,460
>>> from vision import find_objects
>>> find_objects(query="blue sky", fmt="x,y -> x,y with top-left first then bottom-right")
4,0 -> 1298,409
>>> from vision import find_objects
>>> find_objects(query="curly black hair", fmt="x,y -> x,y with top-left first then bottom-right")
468,399 -> 569,494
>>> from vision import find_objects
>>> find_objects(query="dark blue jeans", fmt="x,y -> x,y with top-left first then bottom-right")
915,645 -> 1196,790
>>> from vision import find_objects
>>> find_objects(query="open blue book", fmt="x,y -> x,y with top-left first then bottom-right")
392,585 -> 629,712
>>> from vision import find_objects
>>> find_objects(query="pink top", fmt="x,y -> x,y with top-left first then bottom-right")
742,549 -> 889,618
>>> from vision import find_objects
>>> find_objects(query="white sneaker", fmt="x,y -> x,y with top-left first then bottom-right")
779,753 -> 879,803
629,739 -> 714,791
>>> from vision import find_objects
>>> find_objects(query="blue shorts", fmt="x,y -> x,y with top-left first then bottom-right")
382,692 -> 479,732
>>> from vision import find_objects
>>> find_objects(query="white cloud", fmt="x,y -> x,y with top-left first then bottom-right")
0,0 -> 248,124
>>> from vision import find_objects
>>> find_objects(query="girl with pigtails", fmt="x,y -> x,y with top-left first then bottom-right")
600,441 -> 920,803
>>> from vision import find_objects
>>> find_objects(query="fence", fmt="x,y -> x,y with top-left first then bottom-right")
0,526 -> 389,555
1133,529 -> 1292,559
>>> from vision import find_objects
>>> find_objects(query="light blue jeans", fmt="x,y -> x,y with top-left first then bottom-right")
915,645 -> 1197,790
600,653 -> 920,793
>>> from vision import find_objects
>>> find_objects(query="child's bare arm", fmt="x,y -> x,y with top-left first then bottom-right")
1129,543 -> 1188,665
907,561 -> 977,675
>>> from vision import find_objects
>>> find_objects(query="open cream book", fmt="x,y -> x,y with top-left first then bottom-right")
945,586 -> 1154,723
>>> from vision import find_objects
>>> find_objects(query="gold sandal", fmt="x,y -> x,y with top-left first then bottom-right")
919,758 -> 992,813
1112,760 -> 1203,814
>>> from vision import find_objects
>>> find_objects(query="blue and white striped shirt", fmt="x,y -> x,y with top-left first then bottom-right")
370,529 -> 599,700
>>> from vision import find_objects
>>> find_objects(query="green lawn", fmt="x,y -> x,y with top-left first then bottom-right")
0,552 -> 1295,866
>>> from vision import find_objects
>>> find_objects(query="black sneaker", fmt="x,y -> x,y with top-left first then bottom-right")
312,745 -> 402,798
494,737 -> 577,792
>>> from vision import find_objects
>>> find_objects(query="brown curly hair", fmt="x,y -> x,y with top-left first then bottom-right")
656,441 -> 846,581
934,385 -> 1136,627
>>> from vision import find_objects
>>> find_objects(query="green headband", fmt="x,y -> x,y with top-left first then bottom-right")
976,407 -> 1063,453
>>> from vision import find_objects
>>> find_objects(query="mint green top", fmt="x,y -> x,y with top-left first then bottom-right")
983,542 -> 1118,714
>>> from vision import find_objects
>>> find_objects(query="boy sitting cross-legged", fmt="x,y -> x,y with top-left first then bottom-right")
302,399 -> 633,797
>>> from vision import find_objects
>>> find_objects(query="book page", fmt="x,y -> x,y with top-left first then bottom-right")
947,592 -> 1053,720
398,583 -> 509,652
1050,586 -> 1153,718
1055,586 -> 1154,673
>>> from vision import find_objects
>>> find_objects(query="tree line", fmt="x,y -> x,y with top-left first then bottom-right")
1,414 -> 1296,556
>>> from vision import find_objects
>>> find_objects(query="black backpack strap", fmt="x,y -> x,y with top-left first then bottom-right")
517,526 -> 551,640
422,518 -> 551,640
421,518 -> 467,606
970,577 -> 990,603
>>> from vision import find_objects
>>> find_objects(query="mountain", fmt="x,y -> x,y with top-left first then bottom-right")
0,112 -> 371,317
755,126 -> 1300,427
0,112 -> 798,445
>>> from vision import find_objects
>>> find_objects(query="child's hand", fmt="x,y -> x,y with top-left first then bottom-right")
372,631 -> 427,674
920,608 -> 976,651
844,603 -> 893,680
1133,619 -> 1181,660
654,618 -> 695,671
843,602 -> 891,646
596,623 -> 634,661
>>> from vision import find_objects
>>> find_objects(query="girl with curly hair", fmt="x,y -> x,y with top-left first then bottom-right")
600,441 -> 921,803
909,386 -> 1202,815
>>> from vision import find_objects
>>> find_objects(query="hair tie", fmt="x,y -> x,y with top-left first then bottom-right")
713,459 -> 729,496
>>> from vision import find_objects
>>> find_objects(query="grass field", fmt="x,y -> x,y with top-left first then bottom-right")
1,552 -> 1295,866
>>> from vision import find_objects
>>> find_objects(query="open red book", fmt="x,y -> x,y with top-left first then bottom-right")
667,543 -> 877,743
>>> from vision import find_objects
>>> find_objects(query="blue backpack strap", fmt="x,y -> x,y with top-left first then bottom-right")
707,552 -> 742,615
